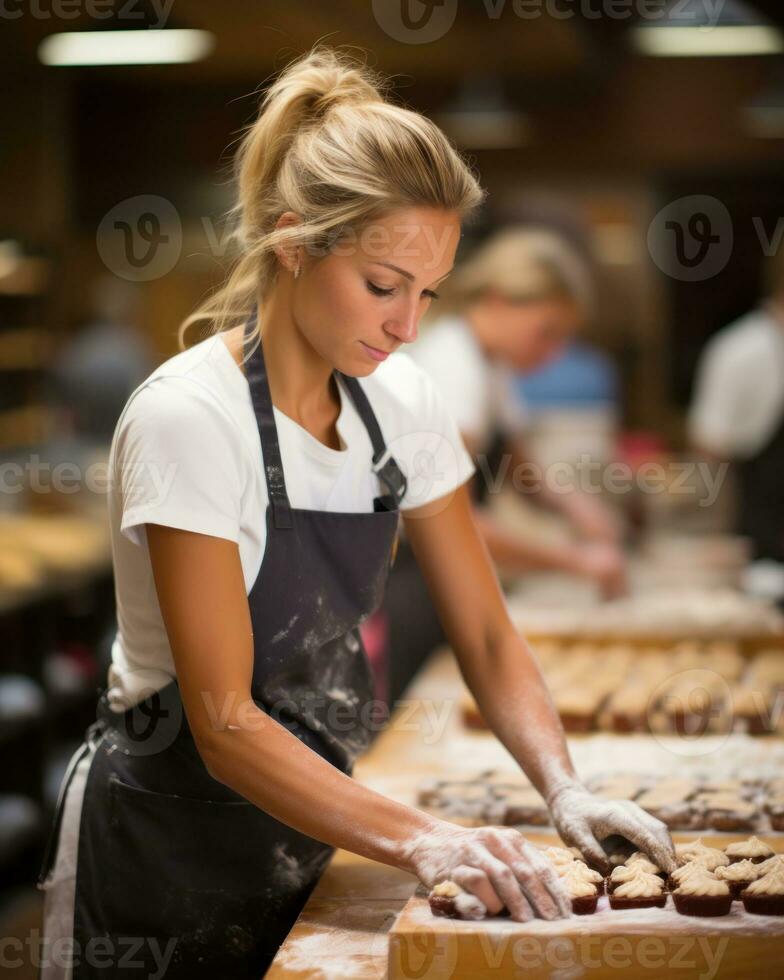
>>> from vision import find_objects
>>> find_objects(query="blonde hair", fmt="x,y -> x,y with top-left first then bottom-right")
178,45 -> 486,350
428,226 -> 594,323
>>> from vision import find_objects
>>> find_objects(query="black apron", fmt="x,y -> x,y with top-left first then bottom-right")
37,307 -> 408,978
738,404 -> 784,564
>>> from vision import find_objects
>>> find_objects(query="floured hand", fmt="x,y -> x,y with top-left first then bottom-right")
547,782 -> 677,875
401,822 -> 571,922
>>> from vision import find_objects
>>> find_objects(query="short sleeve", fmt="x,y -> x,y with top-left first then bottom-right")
113,377 -> 245,547
688,333 -> 753,457
384,358 -> 476,512
408,320 -> 489,445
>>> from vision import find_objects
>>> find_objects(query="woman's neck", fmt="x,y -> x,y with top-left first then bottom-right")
224,285 -> 342,448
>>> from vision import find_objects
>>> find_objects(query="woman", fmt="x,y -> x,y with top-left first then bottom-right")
37,48 -> 675,979
409,226 -> 627,596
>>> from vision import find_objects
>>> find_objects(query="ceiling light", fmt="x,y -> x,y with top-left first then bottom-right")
632,0 -> 783,58
633,25 -> 783,57
38,28 -> 215,67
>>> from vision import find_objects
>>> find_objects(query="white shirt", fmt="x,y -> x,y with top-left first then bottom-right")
688,308 -> 784,459
407,314 -> 527,451
105,332 -> 475,710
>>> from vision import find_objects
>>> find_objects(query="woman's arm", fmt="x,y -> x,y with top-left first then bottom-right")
402,483 -> 675,873
145,522 -> 570,921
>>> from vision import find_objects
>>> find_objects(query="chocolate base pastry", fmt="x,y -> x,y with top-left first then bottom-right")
555,688 -> 602,733
724,835 -> 775,864
635,785 -> 696,830
695,793 -> 759,832
587,775 -> 644,802
625,851 -> 666,878
674,839 -> 730,872
672,867 -> 732,917
428,880 -> 491,920
765,799 -> 784,832
542,845 -> 580,867
418,772 -> 780,836
416,778 -> 492,826
604,684 -> 650,734
608,854 -> 664,893
715,860 -> 765,899
756,854 -> 784,875
608,870 -> 667,910
609,895 -> 667,910
741,863 -> 784,916
570,894 -> 599,915
487,787 -> 550,827
559,859 -> 605,898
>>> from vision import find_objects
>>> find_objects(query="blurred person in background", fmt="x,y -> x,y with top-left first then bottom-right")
51,275 -> 154,445
688,248 -> 784,564
409,226 -> 627,595
381,227 -> 626,706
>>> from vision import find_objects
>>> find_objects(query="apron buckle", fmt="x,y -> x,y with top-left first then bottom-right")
372,449 -> 407,503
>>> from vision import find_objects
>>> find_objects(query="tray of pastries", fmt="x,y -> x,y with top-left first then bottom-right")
426,838 -> 784,920
461,641 -> 784,736
417,771 -> 784,834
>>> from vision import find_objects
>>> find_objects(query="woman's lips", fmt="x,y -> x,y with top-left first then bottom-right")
359,341 -> 390,362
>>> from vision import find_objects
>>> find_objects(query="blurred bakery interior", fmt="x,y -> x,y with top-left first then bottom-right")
2,0 -> 784,973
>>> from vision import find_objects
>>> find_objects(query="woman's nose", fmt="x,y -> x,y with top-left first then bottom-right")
384,303 -> 419,345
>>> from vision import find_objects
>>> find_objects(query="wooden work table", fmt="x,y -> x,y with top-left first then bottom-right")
266,647 -> 784,979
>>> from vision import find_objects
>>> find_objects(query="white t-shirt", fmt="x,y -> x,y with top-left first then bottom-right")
105,332 -> 475,710
688,308 -> 784,459
407,314 -> 527,451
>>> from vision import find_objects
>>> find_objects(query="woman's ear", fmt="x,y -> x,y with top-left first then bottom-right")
274,211 -> 303,276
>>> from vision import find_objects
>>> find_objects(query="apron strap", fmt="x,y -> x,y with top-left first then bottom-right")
337,373 -> 408,508
243,310 -> 293,530
36,718 -> 106,887
242,307 -> 407,519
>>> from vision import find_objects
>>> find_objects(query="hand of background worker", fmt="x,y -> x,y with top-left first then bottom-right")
547,782 -> 677,876
403,822 -> 572,922
569,540 -> 628,598
560,489 -> 623,545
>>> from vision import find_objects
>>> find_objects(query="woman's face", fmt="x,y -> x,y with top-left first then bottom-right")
291,206 -> 461,377
482,293 -> 583,373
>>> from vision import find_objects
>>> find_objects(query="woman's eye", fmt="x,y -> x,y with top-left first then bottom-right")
367,281 -> 440,301
367,281 -> 395,297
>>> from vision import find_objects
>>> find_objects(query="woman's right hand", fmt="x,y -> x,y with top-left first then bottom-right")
400,821 -> 571,921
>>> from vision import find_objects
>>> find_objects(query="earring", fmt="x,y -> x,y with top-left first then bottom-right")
294,264 -> 301,279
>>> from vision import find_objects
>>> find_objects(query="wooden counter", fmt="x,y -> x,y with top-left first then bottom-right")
266,648 -> 784,979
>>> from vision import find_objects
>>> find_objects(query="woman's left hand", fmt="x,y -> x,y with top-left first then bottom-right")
547,782 -> 677,874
